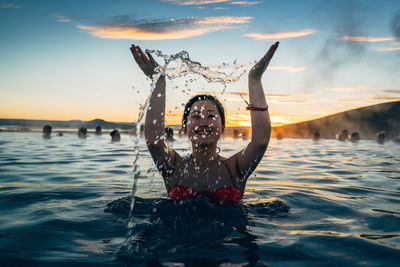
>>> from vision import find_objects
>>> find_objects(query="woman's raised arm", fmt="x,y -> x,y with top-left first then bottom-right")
228,42 -> 279,190
130,45 -> 179,189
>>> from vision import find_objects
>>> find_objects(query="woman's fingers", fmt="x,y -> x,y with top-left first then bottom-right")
260,42 -> 279,69
136,45 -> 152,65
249,42 -> 279,80
146,52 -> 157,66
131,45 -> 151,70
131,46 -> 140,64
130,44 -> 157,77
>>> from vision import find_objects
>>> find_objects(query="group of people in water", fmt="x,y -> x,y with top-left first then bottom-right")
274,129 -> 399,144
42,125 -> 121,141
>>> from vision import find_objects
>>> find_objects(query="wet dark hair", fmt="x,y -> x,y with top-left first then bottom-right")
182,94 -> 225,128
43,125 -> 52,133
110,129 -> 119,137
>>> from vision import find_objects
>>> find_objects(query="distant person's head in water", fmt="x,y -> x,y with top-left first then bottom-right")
165,127 -> 174,141
350,132 -> 360,142
338,129 -> 349,141
276,133 -> 283,140
182,94 -> 225,145
110,129 -> 120,141
376,131 -> 385,144
42,125 -> 52,138
78,127 -> 87,138
95,126 -> 102,135
233,129 -> 239,138
312,131 -> 320,141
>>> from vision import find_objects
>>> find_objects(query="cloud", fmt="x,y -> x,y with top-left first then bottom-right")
222,91 -> 313,98
214,7 -> 228,10
270,115 -> 301,126
245,29 -> 318,40
369,96 -> 400,101
269,65 -> 306,72
230,1 -> 261,6
377,90 -> 400,94
341,36 -> 395,42
160,0 -> 261,7
195,16 -> 252,24
321,86 -> 371,91
53,15 -> 72,23
0,1 -> 20,8
209,64 -> 306,73
160,0 -> 231,5
78,16 -> 252,40
371,44 -> 400,52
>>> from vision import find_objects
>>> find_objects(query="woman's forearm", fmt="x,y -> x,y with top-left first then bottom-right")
248,78 -> 271,145
145,76 -> 166,145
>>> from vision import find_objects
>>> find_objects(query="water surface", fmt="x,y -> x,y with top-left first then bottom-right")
0,132 -> 399,266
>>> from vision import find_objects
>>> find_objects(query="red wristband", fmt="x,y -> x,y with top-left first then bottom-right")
246,105 -> 268,111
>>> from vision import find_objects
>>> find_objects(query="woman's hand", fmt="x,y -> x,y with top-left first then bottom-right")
130,45 -> 159,78
248,42 -> 279,82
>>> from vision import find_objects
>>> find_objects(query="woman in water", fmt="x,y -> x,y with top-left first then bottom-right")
130,42 -> 278,204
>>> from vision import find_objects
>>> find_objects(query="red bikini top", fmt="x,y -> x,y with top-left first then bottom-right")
169,184 -> 242,205
168,155 -> 242,205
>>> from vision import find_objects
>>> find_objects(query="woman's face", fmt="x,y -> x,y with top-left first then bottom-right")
185,100 -> 224,145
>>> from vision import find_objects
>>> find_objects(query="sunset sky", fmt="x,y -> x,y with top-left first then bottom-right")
1,0 -> 399,127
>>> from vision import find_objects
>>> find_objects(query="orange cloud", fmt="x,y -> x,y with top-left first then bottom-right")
234,91 -> 313,97
227,114 -> 251,127
270,115 -> 300,126
78,16 -> 252,40
369,96 -> 400,101
372,46 -> 400,51
196,91 -> 314,99
79,25 -> 231,40
377,90 -> 400,94
321,86 -> 371,91
341,36 -> 395,42
209,64 -> 306,73
245,29 -> 318,40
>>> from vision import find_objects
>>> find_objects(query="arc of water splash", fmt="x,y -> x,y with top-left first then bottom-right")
125,49 -> 246,254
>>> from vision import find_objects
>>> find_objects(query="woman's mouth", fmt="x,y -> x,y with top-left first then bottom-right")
195,129 -> 213,137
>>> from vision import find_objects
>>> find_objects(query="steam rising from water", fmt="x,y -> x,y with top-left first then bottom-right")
391,11 -> 400,40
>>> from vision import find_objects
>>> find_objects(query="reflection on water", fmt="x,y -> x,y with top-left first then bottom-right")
0,132 -> 399,266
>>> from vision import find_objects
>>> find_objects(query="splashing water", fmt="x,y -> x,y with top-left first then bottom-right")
126,49 -> 247,255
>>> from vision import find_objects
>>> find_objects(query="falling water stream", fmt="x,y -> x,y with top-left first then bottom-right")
126,49 -> 247,253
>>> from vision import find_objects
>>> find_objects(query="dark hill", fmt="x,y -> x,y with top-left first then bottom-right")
271,101 -> 400,139
0,118 -> 136,130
